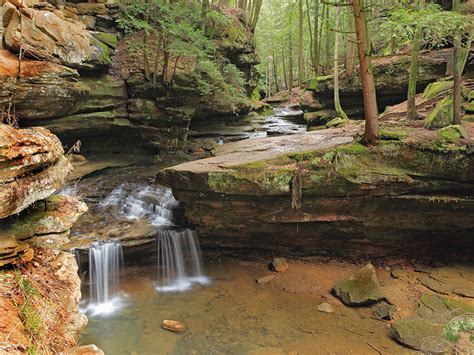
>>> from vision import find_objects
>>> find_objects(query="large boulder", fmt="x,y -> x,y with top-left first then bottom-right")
424,95 -> 453,129
332,263 -> 385,306
3,1 -> 112,70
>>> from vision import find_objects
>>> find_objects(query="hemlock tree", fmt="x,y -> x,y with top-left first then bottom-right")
352,0 -> 378,144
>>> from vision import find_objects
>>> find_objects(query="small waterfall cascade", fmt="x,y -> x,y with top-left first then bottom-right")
156,229 -> 210,292
99,185 -> 178,226
87,240 -> 124,316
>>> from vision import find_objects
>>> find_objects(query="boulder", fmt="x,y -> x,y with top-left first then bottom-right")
270,258 -> 289,272
332,263 -> 385,306
424,95 -> 453,129
326,117 -> 349,128
3,3 -> 112,70
438,125 -> 469,143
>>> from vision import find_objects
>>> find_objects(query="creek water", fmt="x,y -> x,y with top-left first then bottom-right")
79,260 -> 410,354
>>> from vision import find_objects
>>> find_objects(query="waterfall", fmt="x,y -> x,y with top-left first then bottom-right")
87,240 -> 124,316
156,229 -> 210,292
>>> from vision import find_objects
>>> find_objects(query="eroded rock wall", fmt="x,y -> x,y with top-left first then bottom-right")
0,124 -> 89,352
0,0 -> 259,152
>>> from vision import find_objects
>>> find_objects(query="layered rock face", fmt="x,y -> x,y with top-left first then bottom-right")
0,124 -> 88,352
157,123 -> 474,256
288,49 -> 460,126
1,0 -> 259,152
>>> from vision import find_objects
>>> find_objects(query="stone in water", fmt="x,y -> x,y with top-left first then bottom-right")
162,320 -> 186,333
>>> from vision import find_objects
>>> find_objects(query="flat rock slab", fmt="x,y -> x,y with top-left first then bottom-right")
332,263 -> 385,306
158,127 -> 356,190
416,265 -> 474,298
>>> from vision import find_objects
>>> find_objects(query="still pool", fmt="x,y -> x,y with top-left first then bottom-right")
79,259 -> 409,354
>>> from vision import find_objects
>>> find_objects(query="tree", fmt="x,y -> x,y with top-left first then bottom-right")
352,0 -> 379,144
453,0 -> 462,125
333,3 -> 348,121
298,0 -> 305,86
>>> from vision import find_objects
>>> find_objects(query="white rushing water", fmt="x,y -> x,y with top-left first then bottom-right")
86,240 -> 124,316
156,229 -> 210,292
99,185 -> 178,226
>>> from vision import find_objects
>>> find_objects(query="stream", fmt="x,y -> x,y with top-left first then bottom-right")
68,108 -> 411,354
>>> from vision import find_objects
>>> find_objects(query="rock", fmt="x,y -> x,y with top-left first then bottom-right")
270,258 -> 289,272
424,95 -> 453,129
0,50 -> 88,120
0,125 -> 72,219
332,263 -> 385,306
303,110 -> 334,127
316,302 -> 334,314
307,49 -> 455,113
256,275 -> 275,284
66,344 -> 105,355
157,125 -> 474,256
0,155 -> 72,219
438,125 -> 469,143
3,4 -> 112,70
162,320 -> 186,333
416,266 -> 474,299
326,117 -> 349,128
391,318 -> 445,350
421,80 -> 453,100
373,301 -> 396,320
2,195 -> 87,242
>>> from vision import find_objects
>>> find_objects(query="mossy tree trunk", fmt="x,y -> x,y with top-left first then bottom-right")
353,0 -> 379,144
453,0 -> 462,125
407,27 -> 421,121
334,4 -> 349,120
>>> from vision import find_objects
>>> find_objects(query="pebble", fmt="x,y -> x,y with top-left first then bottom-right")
256,275 -> 275,284
316,302 -> 334,314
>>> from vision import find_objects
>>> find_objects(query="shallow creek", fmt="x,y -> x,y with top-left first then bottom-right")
79,260 -> 410,354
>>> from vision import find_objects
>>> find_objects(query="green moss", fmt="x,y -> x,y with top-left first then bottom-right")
380,129 -> 408,141
438,125 -> 469,143
335,143 -> 368,155
421,80 -> 453,100
306,75 -> 333,91
95,40 -> 113,65
424,95 -> 454,129
92,32 -> 118,48
326,117 -> 349,128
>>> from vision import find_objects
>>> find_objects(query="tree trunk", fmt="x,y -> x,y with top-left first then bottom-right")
345,33 -> 356,77
406,28 -> 421,121
281,47 -> 289,90
324,4 -> 330,73
298,0 -> 305,86
313,0 -> 319,75
201,0 -> 209,33
353,0 -> 379,144
453,0 -> 462,125
273,53 -> 280,92
334,4 -> 349,120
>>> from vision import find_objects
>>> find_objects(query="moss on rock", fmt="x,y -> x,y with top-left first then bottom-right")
438,125 -> 469,143
424,95 -> 453,129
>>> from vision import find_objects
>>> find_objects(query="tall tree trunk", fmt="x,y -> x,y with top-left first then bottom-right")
273,53 -> 280,92
345,33 -> 356,77
313,0 -> 319,75
298,0 -> 305,86
324,4 -> 330,73
305,0 -> 315,73
453,0 -> 462,125
318,2 -> 326,74
406,28 -> 421,121
201,0 -> 209,32
353,0 -> 379,144
281,47 -> 289,90
334,4 -> 349,120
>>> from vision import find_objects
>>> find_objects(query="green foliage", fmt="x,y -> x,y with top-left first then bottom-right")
117,0 -> 249,105
442,314 -> 474,343
374,4 -> 472,53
